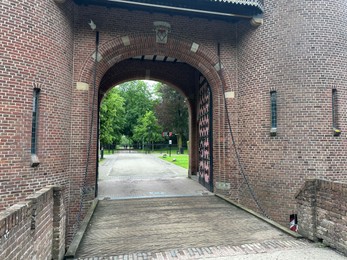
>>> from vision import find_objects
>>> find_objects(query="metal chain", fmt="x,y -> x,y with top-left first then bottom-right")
74,31 -> 100,236
217,43 -> 270,219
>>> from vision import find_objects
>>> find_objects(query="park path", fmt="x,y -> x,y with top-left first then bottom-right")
97,152 -> 210,199
74,152 -> 345,259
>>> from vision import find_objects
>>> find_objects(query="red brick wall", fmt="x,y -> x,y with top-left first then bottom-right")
1,0 -> 347,252
0,0 -> 74,211
0,186 -> 65,260
236,0 -> 347,225
70,4 -> 237,238
0,0 -> 75,248
296,179 -> 347,255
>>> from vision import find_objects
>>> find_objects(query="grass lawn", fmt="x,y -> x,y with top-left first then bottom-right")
159,154 -> 189,169
98,148 -> 190,169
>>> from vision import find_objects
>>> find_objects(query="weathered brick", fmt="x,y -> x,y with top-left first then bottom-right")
297,179 -> 347,254
1,0 -> 347,258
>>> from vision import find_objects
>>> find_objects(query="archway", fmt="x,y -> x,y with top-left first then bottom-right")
97,57 -> 213,192
70,34 -> 232,236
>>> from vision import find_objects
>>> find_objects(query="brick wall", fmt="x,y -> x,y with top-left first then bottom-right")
69,3 -> 238,238
1,0 -> 347,252
234,0 -> 347,226
30,0 -> 347,237
0,0 -> 74,246
0,0 -> 74,210
0,186 -> 65,260
296,179 -> 347,255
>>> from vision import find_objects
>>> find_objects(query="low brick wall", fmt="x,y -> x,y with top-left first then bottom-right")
296,179 -> 347,255
0,186 -> 65,260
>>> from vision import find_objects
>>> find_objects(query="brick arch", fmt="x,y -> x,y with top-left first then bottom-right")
96,58 -> 203,178
77,33 -> 233,188
78,33 -> 231,100
99,60 -> 197,98
97,60 -> 197,125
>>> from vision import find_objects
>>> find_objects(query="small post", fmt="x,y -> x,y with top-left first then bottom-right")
169,139 -> 172,157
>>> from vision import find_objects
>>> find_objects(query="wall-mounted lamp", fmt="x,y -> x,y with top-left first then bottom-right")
89,20 -> 97,31
250,15 -> 263,27
333,128 -> 341,137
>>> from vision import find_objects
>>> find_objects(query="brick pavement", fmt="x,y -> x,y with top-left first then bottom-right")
75,239 -> 313,260
75,196 -> 309,259
72,154 -> 345,259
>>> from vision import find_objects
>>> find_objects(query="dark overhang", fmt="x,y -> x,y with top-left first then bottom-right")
74,0 -> 263,22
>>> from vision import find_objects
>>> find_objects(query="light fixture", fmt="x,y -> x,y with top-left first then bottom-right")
88,20 -> 96,31
250,15 -> 263,27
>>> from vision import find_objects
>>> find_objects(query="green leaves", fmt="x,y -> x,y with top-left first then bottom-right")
117,81 -> 155,138
133,111 -> 163,143
154,84 -> 189,148
99,80 -> 188,149
99,88 -> 125,146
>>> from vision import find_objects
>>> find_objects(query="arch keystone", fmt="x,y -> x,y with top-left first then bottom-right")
153,21 -> 171,44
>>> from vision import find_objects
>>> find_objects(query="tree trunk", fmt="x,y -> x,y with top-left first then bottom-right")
178,134 -> 183,153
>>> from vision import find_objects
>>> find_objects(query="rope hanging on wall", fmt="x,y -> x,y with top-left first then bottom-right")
216,42 -> 269,219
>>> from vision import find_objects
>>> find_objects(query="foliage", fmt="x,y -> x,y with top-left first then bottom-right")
154,83 -> 189,148
117,81 -> 156,138
99,88 -> 125,146
133,111 -> 163,143
99,80 -> 189,150
120,135 -> 133,147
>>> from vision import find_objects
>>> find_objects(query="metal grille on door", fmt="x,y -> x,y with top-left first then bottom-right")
198,75 -> 213,191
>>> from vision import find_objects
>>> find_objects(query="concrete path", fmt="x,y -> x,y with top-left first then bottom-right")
74,153 -> 345,259
98,153 -> 211,199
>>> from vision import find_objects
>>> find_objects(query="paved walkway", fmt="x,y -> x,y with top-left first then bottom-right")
74,153 -> 345,259
98,153 -> 211,199
75,196 -> 302,258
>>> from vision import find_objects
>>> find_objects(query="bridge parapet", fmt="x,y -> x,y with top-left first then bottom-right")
296,179 -> 347,255
0,186 -> 66,260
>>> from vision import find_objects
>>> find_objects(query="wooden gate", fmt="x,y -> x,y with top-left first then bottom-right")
198,75 -> 213,191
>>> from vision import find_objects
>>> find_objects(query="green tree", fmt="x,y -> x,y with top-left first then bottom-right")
133,111 -> 163,150
120,135 -> 133,148
117,81 -> 156,139
99,88 -> 125,147
154,83 -> 189,151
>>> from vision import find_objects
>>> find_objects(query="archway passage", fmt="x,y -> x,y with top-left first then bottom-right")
71,32 -> 230,243
98,56 -> 214,193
